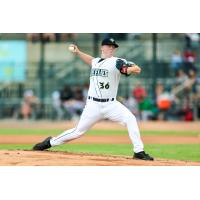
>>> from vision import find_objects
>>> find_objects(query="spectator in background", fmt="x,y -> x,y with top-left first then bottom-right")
183,99 -> 193,121
175,69 -> 188,86
27,33 -> 40,42
138,95 -> 153,121
183,48 -> 197,74
52,86 -> 85,121
60,84 -> 74,120
177,70 -> 198,121
177,98 -> 193,121
131,82 -> 153,120
187,69 -> 198,95
60,85 -> 74,102
19,89 -> 40,119
155,83 -> 174,120
71,87 -> 85,119
60,33 -> 78,42
51,90 -> 64,120
132,82 -> 147,103
183,48 -> 196,63
170,49 -> 183,72
155,82 -> 163,97
42,33 -> 56,42
20,90 -> 33,119
27,33 -> 56,42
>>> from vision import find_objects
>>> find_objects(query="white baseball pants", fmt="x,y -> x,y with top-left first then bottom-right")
50,99 -> 144,153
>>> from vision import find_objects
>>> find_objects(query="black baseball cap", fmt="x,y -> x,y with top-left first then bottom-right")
101,38 -> 119,48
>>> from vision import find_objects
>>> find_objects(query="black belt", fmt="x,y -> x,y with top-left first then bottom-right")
88,96 -> 114,102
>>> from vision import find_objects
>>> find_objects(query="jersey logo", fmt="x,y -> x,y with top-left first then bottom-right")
90,68 -> 108,77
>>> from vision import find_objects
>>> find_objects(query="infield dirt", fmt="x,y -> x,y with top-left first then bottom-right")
0,150 -> 200,166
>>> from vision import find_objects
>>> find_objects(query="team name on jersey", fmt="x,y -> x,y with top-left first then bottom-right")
90,68 -> 108,77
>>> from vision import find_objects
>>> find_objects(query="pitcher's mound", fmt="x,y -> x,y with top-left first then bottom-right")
0,150 -> 200,166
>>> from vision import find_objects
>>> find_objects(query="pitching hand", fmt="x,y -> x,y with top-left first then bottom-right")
68,44 -> 80,54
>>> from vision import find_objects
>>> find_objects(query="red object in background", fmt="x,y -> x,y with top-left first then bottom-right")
157,99 -> 171,110
132,87 -> 147,102
183,50 -> 196,63
184,109 -> 193,121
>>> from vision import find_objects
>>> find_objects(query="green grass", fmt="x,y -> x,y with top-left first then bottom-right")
0,129 -> 62,135
0,129 -> 199,136
0,143 -> 200,162
0,144 -> 32,150
144,144 -> 200,162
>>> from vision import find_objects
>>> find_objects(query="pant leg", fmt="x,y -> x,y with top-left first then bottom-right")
50,101 -> 102,146
104,101 -> 144,153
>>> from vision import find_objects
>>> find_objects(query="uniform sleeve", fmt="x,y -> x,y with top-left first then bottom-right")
116,58 -> 131,76
116,58 -> 127,70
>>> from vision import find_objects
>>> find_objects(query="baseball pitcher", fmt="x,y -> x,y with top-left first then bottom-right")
33,37 -> 154,161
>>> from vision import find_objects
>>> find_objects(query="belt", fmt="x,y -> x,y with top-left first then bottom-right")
88,96 -> 114,102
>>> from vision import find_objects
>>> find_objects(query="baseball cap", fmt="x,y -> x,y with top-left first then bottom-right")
101,38 -> 119,48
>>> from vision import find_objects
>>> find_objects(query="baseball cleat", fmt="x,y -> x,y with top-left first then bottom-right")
134,151 -> 154,161
32,136 -> 52,151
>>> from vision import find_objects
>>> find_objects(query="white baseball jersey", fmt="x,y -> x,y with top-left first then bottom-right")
88,56 -> 126,99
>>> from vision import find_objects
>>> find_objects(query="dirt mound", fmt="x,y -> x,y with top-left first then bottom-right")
0,150 -> 199,166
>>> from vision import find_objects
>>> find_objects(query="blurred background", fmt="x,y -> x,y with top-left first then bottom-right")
0,33 -> 200,121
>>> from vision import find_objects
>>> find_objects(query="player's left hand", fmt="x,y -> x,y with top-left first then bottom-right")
131,65 -> 141,74
126,64 -> 141,75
